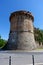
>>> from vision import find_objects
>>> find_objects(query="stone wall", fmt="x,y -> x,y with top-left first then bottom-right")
7,10 -> 36,50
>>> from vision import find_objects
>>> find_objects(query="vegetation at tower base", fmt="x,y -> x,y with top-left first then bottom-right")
34,27 -> 43,45
0,35 -> 7,49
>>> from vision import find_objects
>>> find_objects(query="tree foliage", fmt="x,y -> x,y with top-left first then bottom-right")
34,28 -> 43,44
0,36 -> 7,49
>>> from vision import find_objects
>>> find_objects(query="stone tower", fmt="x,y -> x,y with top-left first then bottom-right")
7,10 -> 36,50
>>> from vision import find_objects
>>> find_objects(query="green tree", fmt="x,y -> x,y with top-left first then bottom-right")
0,35 -> 1,39
34,28 -> 43,45
0,36 -> 7,49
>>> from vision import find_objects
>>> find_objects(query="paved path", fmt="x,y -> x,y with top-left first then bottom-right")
0,50 -> 43,65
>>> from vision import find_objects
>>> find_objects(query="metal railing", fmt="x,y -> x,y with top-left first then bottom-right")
9,55 -> 35,65
0,51 -> 43,65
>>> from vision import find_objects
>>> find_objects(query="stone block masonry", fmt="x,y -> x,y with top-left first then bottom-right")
7,10 -> 36,50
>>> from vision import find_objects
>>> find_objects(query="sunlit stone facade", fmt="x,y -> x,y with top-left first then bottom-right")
7,10 -> 36,50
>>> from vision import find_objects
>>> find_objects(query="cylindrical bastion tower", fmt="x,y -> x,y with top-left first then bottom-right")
7,10 -> 36,50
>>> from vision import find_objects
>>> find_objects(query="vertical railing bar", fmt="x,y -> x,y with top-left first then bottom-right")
32,55 -> 34,65
9,56 -> 11,65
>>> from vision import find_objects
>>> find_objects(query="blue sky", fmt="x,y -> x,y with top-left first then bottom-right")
0,0 -> 43,40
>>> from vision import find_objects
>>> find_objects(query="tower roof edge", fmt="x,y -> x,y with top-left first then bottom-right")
9,10 -> 34,22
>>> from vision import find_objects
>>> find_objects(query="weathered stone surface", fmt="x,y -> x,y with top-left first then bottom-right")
17,32 -> 36,50
7,10 -> 36,50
